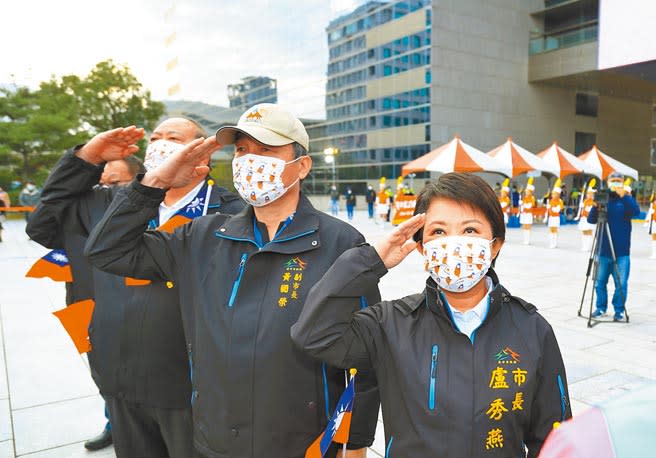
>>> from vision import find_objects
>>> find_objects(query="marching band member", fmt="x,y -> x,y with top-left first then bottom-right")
547,179 -> 565,249
376,178 -> 391,225
576,179 -> 597,252
644,191 -> 656,260
519,177 -> 536,245
498,178 -> 511,225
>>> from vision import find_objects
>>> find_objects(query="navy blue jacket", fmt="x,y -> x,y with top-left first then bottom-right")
588,193 -> 640,257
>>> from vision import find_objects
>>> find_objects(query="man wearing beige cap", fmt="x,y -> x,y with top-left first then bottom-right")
85,104 -> 381,458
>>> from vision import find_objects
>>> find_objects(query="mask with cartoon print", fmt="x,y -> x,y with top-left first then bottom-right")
144,139 -> 186,172
232,153 -> 300,207
423,235 -> 494,292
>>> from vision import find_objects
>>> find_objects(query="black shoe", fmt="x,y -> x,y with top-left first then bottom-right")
84,428 -> 112,451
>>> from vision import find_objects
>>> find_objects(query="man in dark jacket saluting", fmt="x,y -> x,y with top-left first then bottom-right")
84,104 -> 380,458
26,118 -> 244,457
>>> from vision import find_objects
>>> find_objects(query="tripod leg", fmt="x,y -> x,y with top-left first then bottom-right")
579,222 -> 599,317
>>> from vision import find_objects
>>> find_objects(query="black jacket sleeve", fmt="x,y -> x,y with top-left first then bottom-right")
26,149 -> 105,248
84,179 -> 180,282
292,244 -> 388,372
525,325 -> 572,458
293,244 -> 386,450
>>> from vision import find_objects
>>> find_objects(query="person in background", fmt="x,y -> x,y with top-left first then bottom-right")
365,185 -> 376,219
293,173 -> 571,458
547,179 -> 565,249
0,186 -> 9,243
646,193 -> 656,259
345,187 -> 356,221
376,183 -> 391,225
19,180 -> 41,222
99,156 -> 145,187
329,184 -> 339,216
498,179 -> 511,225
576,180 -> 597,252
511,185 -> 520,209
588,173 -> 640,321
519,177 -> 536,245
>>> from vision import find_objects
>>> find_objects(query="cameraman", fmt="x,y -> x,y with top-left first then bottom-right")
587,172 -> 640,321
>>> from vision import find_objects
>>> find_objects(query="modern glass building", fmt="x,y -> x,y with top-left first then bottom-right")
307,0 -> 656,201
307,0 -> 432,194
227,76 -> 278,109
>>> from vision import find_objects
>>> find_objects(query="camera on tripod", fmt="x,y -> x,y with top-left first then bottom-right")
595,187 -> 609,208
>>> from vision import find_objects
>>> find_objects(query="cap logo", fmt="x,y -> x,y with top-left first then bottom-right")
245,109 -> 263,122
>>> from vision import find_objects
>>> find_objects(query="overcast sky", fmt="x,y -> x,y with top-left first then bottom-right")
1,0 -> 369,118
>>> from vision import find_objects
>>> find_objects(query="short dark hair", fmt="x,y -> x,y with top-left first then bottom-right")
292,142 -> 308,158
123,155 -> 146,178
413,173 -> 506,245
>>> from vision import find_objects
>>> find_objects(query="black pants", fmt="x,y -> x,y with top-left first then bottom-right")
108,397 -> 193,458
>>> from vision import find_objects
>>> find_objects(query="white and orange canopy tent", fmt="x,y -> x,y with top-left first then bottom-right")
537,142 -> 592,178
487,138 -> 559,177
401,136 -> 511,177
578,145 -> 638,180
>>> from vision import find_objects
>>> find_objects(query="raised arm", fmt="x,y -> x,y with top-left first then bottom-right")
26,126 -> 144,248
84,136 -> 218,281
292,214 -> 425,368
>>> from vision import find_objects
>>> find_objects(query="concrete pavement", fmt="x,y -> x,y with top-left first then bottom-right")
0,212 -> 654,457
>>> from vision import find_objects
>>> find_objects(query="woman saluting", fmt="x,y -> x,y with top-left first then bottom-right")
292,173 -> 571,458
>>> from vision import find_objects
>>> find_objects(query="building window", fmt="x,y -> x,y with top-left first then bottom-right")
652,105 -> 656,126
576,93 -> 598,117
651,139 -> 656,166
575,132 -> 596,155
425,69 -> 432,84
425,124 -> 431,142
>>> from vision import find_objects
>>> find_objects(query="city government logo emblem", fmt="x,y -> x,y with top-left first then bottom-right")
494,347 -> 520,364
283,257 -> 307,271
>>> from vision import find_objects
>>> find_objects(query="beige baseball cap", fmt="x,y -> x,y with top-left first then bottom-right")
216,103 -> 309,151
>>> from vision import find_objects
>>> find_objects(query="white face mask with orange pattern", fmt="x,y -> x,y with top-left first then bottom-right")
232,153 -> 300,207
423,236 -> 494,292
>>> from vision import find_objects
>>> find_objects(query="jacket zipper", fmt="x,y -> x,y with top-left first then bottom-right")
188,343 -> 196,404
385,436 -> 394,458
428,344 -> 439,410
557,374 -> 567,420
228,253 -> 248,307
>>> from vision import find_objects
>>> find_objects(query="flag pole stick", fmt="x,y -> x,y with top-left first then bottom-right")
342,369 -> 348,457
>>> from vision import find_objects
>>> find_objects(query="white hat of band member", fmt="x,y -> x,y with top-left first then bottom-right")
216,103 -> 309,151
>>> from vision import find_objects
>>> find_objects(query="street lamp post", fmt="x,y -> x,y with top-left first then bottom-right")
323,147 -> 339,187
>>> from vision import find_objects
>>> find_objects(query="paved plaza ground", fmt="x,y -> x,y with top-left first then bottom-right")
0,212 -> 654,457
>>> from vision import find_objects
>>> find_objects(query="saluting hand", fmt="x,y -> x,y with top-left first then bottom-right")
374,213 -> 426,269
76,126 -> 145,165
141,137 -> 219,190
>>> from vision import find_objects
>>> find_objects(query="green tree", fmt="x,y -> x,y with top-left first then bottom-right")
61,59 -> 165,134
0,60 -> 165,183
0,84 -> 87,182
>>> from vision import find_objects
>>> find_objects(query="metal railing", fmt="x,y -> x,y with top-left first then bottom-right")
529,24 -> 598,55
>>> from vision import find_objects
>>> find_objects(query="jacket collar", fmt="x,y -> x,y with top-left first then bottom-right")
215,193 -> 320,253
398,268 -> 511,319
208,183 -> 241,208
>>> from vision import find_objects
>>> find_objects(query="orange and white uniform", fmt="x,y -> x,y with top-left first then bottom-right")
647,200 -> 656,235
547,197 -> 564,228
577,197 -> 597,232
519,194 -> 536,225
498,194 -> 511,223
376,190 -> 390,216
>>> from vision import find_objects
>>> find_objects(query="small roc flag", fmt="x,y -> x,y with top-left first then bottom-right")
306,369 -> 357,458
52,299 -> 95,354
26,249 -> 73,282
